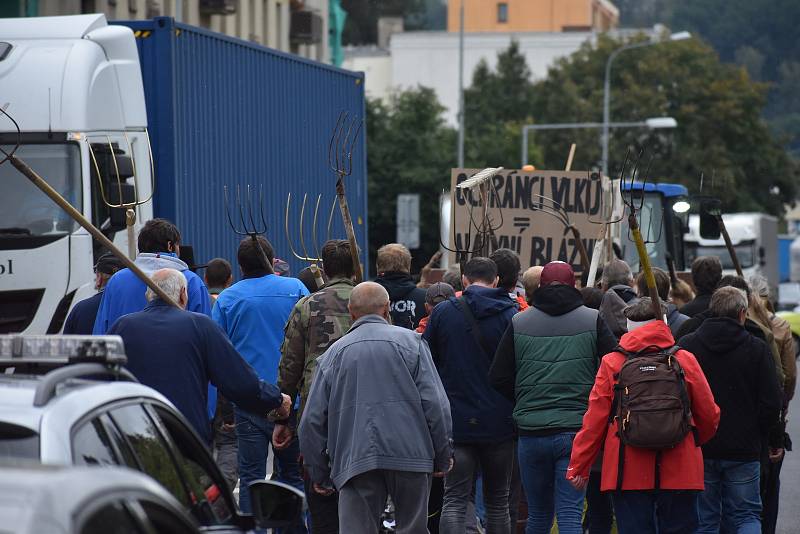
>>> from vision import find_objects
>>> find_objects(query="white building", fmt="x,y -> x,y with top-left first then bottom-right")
391,29 -> 646,125
342,46 -> 392,100
26,0 -> 329,63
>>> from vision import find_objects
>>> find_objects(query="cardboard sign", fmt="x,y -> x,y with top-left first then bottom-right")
450,168 -> 604,272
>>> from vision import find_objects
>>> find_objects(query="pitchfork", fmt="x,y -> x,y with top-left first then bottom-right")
284,192 -> 337,290
223,184 -> 273,273
329,111 -> 364,283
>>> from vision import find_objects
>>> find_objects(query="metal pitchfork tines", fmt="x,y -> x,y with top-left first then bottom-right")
86,132 -> 156,259
618,146 -> 666,322
440,167 -> 506,265
527,193 -> 591,275
328,111 -> 364,283
223,184 -> 273,273
697,170 -> 743,276
284,192 -> 337,290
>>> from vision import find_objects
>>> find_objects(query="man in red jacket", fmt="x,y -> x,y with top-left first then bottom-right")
566,297 -> 720,533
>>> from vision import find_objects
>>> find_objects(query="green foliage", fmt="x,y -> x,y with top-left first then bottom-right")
529,34 -> 798,215
463,41 -> 543,168
366,87 -> 456,271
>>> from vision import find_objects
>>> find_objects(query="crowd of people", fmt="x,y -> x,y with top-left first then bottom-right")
63,217 -> 796,534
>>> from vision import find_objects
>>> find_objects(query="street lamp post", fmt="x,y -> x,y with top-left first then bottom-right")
520,117 -> 678,168
457,0 -> 465,168
601,31 -> 691,178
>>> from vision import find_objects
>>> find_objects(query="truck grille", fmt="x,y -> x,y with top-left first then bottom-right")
0,289 -> 44,333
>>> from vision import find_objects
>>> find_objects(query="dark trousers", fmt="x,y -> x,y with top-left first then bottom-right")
213,426 -> 239,491
761,454 -> 783,534
234,409 -> 303,514
612,490 -> 699,534
440,440 -> 514,534
339,470 -> 431,534
584,471 -> 613,534
304,478 -> 339,534
509,440 -> 522,530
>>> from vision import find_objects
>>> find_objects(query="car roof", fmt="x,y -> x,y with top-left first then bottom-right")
0,372 -> 174,433
0,463 -> 197,533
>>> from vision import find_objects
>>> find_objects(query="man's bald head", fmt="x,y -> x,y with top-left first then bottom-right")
145,268 -> 188,309
349,281 -> 390,320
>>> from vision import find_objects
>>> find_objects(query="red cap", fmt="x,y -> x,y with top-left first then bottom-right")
540,261 -> 575,287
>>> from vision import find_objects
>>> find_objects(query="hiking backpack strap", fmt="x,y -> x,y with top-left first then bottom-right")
456,297 -> 494,360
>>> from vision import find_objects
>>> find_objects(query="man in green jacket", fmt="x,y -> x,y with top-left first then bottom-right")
490,261 -> 617,534
275,239 -> 356,534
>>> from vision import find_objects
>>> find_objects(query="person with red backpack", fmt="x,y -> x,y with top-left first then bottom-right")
566,297 -> 720,533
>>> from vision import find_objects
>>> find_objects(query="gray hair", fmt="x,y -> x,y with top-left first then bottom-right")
349,281 -> 390,318
748,274 -> 770,299
145,268 -> 187,304
602,259 -> 633,288
624,297 -> 667,322
710,286 -> 748,319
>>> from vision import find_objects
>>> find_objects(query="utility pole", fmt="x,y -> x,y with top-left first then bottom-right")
457,0 -> 465,168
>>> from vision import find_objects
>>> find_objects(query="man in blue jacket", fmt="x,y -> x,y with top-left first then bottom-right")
93,218 -> 211,334
424,257 -> 517,534
108,268 -> 290,444
212,236 -> 309,513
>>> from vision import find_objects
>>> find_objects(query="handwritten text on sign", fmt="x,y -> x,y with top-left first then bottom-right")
450,169 -> 603,271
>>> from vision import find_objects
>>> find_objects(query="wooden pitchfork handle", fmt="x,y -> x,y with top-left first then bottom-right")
715,213 -> 743,277
8,154 -> 180,308
335,177 -> 363,283
628,213 -> 665,322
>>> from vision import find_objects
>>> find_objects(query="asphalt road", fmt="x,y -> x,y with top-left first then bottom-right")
777,393 -> 799,534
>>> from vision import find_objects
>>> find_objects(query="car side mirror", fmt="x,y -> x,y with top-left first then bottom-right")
249,480 -> 305,529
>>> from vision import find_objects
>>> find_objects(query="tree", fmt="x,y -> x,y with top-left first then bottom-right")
530,34 -> 798,215
463,41 -> 543,169
366,87 -> 456,272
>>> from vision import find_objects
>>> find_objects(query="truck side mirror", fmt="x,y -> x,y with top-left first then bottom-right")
249,480 -> 305,530
698,197 -> 721,240
759,246 -> 766,267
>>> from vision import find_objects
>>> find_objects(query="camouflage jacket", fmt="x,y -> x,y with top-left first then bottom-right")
278,278 -> 355,421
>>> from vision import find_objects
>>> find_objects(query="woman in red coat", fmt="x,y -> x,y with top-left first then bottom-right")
566,298 -> 720,533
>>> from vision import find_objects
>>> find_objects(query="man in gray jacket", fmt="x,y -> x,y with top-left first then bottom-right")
299,281 -> 453,533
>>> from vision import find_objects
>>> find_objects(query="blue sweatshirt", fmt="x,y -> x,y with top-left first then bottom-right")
93,253 -> 211,334
108,300 -> 283,443
212,274 -> 309,385
423,285 -> 517,443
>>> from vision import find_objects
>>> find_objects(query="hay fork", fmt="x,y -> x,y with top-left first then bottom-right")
284,192 -> 329,290
528,193 -> 591,275
698,170 -> 742,276
440,167 -> 506,266
223,184 -> 273,273
329,111 -> 364,283
86,132 -> 156,259
619,147 -> 666,322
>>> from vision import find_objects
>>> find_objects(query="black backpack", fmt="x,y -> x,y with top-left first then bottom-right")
611,344 -> 693,490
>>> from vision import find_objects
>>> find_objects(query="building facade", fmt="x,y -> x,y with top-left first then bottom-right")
447,0 -> 618,33
5,0 -> 330,63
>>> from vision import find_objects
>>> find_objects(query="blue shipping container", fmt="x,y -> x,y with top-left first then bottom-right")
112,17 -> 368,277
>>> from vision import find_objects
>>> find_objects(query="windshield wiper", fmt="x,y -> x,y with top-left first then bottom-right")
0,227 -> 31,236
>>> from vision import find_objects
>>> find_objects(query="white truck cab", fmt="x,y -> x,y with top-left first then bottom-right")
0,14 -> 153,334
684,212 -> 778,293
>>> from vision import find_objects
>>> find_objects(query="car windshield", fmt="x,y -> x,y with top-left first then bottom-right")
686,243 -> 755,270
0,143 -> 82,237
620,192 -> 667,271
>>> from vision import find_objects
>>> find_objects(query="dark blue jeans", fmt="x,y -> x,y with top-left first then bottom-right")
698,459 -> 761,534
234,408 -> 303,514
517,433 -> 585,534
612,490 -> 699,534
